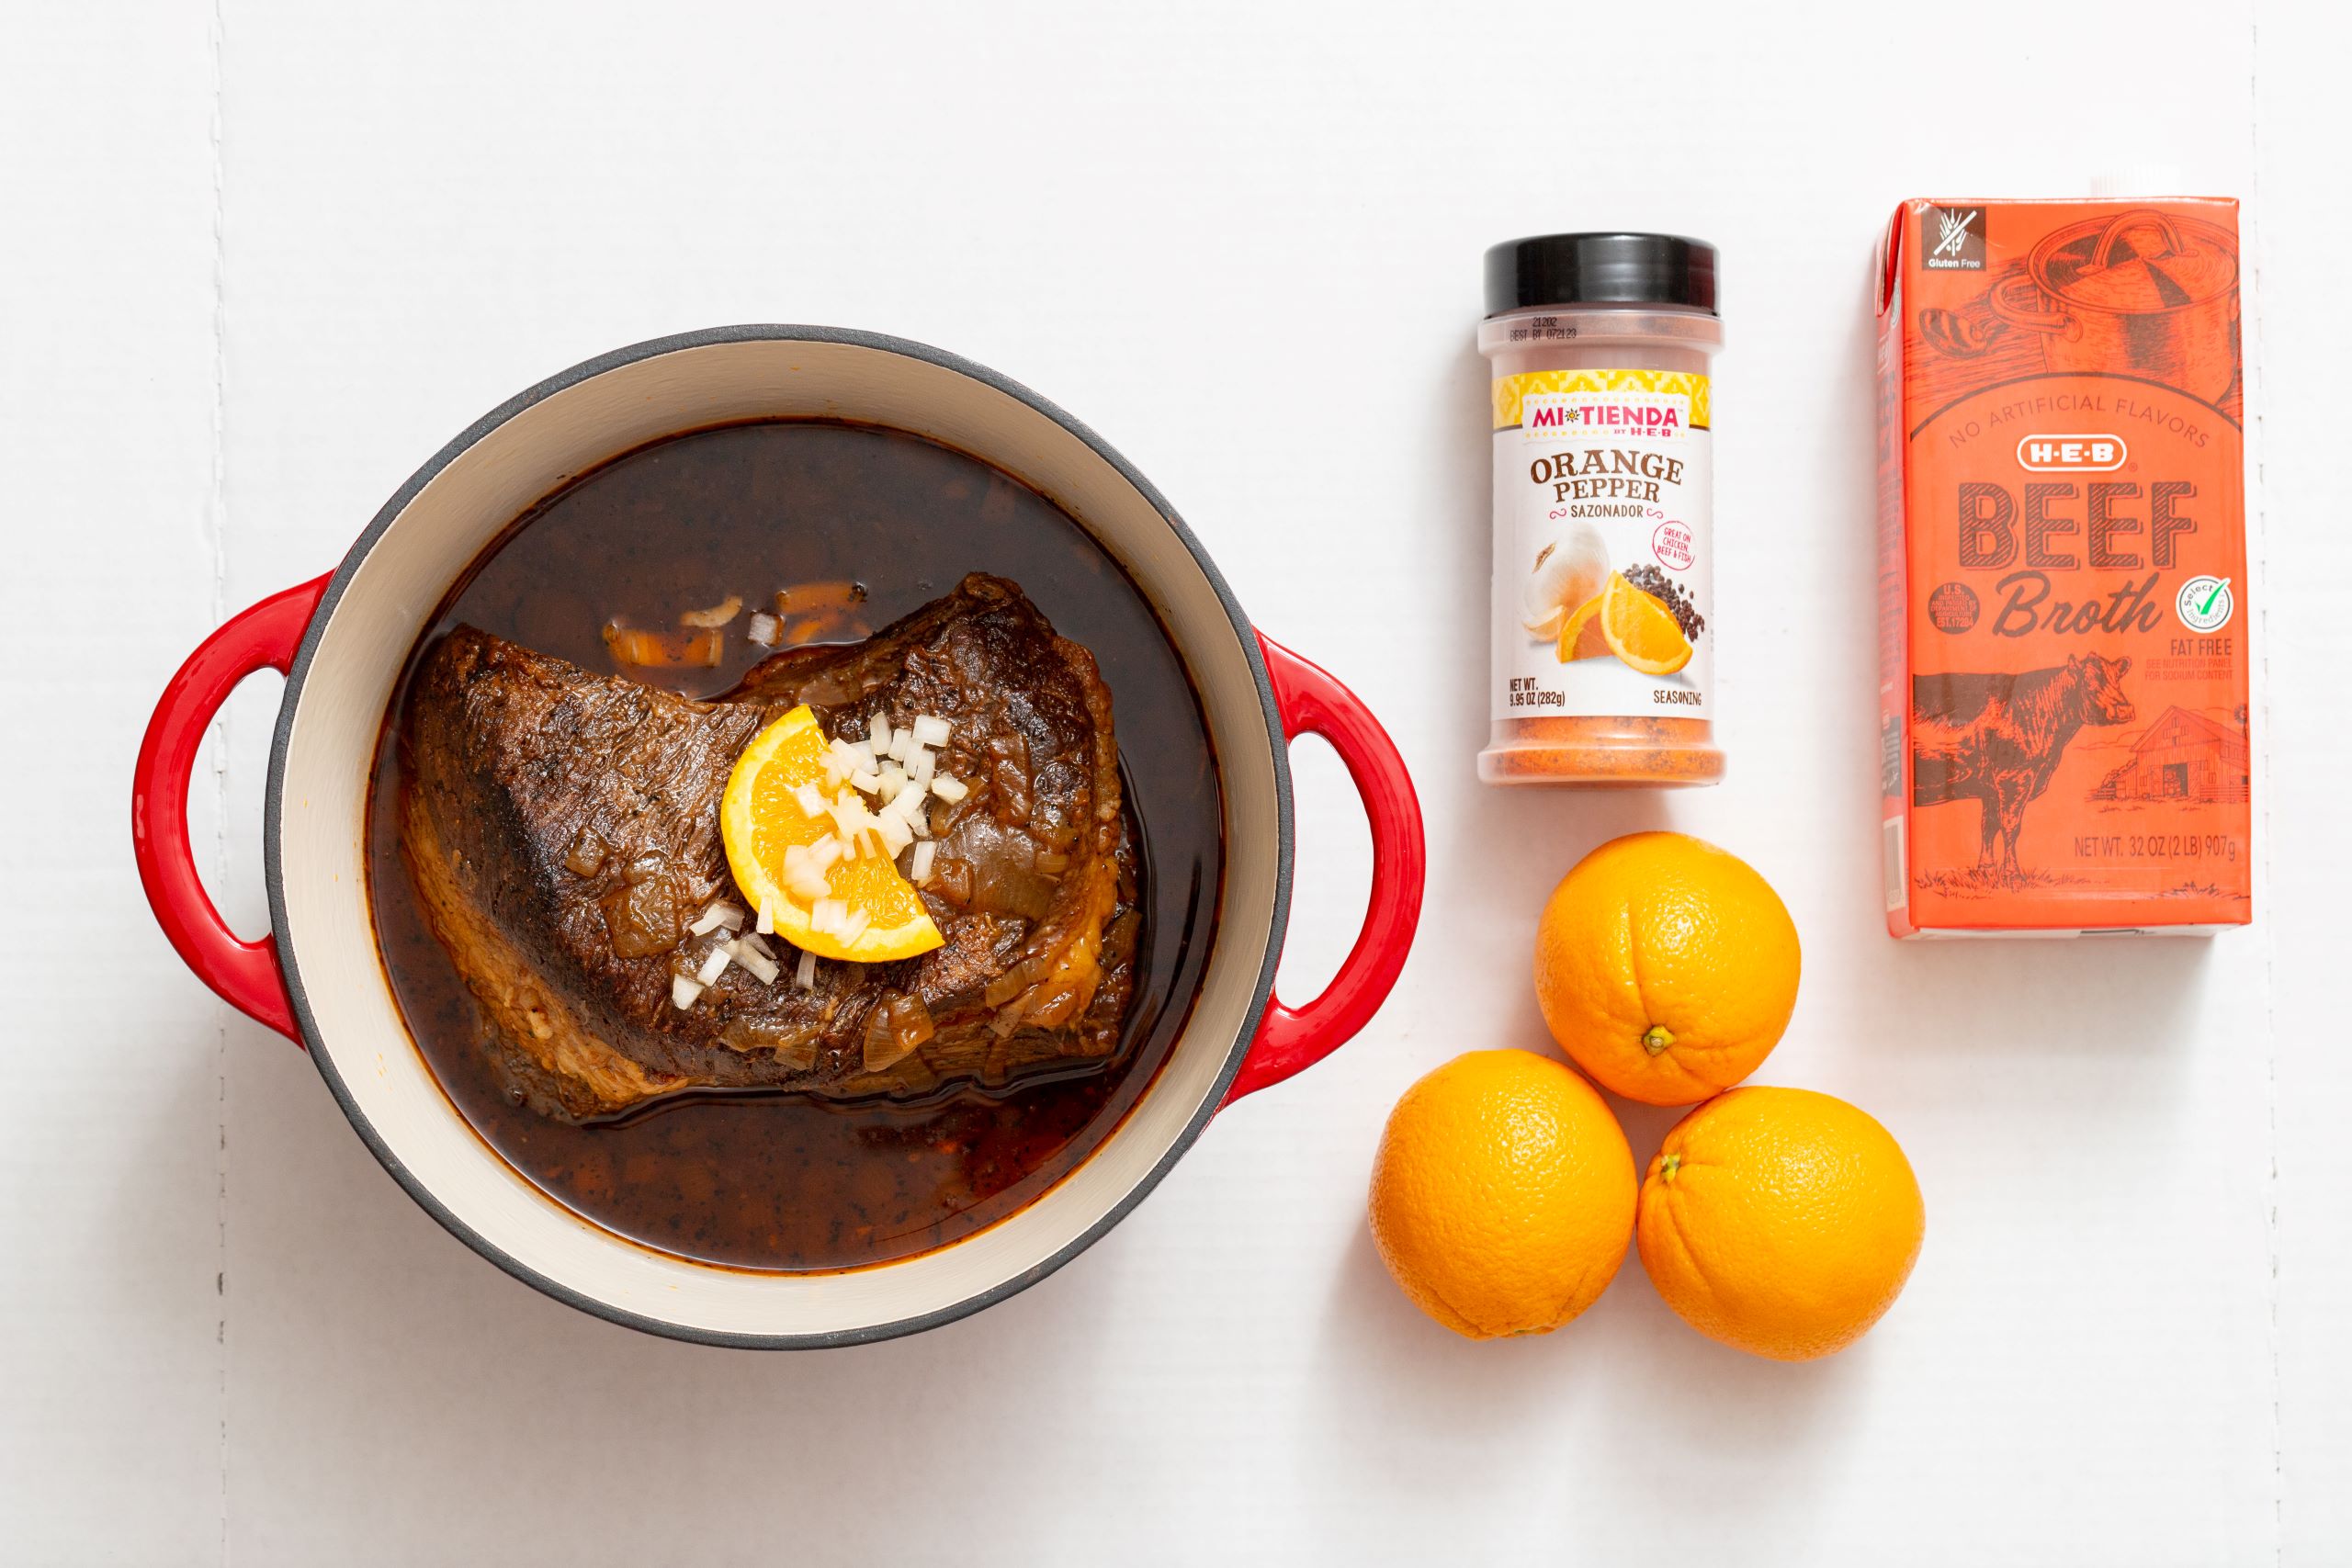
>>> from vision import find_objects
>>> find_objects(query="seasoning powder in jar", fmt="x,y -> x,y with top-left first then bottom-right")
1478,233 -> 1724,785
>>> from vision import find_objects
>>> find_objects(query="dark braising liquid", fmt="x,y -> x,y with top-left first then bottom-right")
365,422 -> 1222,1271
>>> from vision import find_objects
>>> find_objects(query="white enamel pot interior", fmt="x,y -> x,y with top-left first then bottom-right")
265,327 -> 1292,1347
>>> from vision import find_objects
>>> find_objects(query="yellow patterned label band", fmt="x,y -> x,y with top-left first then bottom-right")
1492,368 -> 1712,431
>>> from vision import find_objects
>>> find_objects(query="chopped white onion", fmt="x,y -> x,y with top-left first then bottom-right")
836,908 -> 871,944
810,837 -> 845,872
670,975 -> 706,1010
888,726 -> 912,762
794,948 -> 818,988
876,809 -> 914,858
910,840 -> 936,885
695,944 -> 732,986
907,744 -> 934,784
729,939 -> 780,985
688,900 -> 743,936
811,897 -> 848,936
746,611 -> 782,647
679,593 -> 743,629
876,762 -> 908,804
899,796 -> 930,838
912,715 -> 952,748
755,896 -> 776,935
930,773 -> 968,804
849,767 -> 883,796
794,784 -> 826,818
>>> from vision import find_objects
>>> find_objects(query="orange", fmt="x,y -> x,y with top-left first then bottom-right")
1532,831 -> 1800,1105
1555,593 -> 1609,662
1599,570 -> 1692,675
1638,1087 -> 1924,1360
720,705 -> 943,963
1366,1050 -> 1636,1340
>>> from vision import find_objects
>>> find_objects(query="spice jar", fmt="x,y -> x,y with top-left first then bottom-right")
1478,232 -> 1724,786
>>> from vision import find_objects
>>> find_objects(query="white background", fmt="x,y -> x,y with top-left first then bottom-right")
4,2 -> 2345,1563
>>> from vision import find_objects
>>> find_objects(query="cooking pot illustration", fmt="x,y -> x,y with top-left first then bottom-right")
1921,208 -> 2240,406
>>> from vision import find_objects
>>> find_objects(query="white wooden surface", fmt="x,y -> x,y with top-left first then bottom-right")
6,2 -> 2345,1562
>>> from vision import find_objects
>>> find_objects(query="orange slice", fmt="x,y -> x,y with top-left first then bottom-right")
1555,593 -> 1610,662
1600,572 -> 1693,676
720,705 -> 944,963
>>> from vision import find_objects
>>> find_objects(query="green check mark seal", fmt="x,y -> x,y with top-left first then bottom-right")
2177,575 -> 2233,634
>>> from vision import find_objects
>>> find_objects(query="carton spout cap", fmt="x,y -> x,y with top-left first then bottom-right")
2087,167 -> 2186,200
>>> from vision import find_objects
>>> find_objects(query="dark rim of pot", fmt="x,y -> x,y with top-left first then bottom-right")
261,323 -> 1295,1350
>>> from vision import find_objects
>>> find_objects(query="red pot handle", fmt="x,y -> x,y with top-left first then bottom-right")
1220,633 -> 1424,1107
132,575 -> 330,1042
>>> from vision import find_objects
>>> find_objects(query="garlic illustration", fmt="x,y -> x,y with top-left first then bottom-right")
1521,524 -> 1609,640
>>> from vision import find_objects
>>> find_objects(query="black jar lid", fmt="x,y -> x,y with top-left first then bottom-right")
1483,232 -> 1717,317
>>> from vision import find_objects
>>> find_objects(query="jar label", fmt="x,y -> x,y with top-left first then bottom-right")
1490,368 -> 1714,722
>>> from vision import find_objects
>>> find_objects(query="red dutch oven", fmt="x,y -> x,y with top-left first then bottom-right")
133,327 -> 1423,1348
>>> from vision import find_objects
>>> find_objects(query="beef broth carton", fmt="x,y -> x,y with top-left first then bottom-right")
1875,197 -> 2251,936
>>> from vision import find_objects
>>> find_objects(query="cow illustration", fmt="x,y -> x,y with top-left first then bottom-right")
1911,653 -> 2135,878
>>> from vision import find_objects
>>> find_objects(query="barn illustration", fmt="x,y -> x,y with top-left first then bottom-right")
2089,706 -> 2250,803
